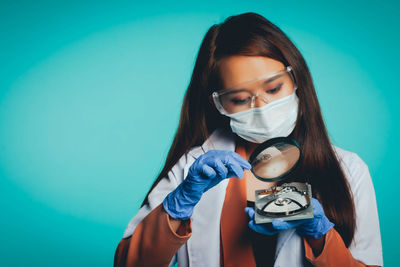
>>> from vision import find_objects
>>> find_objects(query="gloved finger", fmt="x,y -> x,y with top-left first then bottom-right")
245,207 -> 255,219
214,150 -> 250,170
200,164 -> 217,179
311,198 -> 324,218
207,158 -> 228,179
248,220 -> 280,235
245,207 -> 280,235
225,158 -> 245,178
230,152 -> 251,170
271,218 -> 307,230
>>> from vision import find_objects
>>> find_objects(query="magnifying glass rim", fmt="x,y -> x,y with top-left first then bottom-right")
249,137 -> 303,182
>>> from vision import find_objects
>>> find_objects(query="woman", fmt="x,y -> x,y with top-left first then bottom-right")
114,12 -> 382,267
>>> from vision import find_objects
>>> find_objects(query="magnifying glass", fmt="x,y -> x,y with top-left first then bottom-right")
247,137 -> 313,224
249,137 -> 302,182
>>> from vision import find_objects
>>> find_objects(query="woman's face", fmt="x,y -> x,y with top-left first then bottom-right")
217,56 -> 295,111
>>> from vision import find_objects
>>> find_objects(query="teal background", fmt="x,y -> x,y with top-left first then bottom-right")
0,1 -> 398,266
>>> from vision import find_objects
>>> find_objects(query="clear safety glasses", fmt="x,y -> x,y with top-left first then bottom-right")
211,66 -> 297,115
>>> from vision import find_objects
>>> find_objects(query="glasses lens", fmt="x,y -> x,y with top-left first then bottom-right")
218,90 -> 253,114
257,71 -> 295,103
217,70 -> 296,115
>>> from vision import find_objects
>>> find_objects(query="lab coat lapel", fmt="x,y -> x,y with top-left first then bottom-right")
186,128 -> 236,267
275,229 -> 295,258
274,228 -> 304,267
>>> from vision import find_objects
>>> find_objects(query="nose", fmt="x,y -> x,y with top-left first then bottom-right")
253,95 -> 269,108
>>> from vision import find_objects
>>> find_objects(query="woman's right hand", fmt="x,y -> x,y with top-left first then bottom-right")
163,150 -> 251,220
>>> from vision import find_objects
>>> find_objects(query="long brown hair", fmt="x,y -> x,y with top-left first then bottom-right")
140,12 -> 356,247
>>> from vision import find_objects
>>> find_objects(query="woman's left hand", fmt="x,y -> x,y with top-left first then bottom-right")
245,198 -> 335,239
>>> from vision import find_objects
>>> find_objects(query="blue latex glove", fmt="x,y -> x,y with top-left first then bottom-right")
245,198 -> 335,239
163,150 -> 251,220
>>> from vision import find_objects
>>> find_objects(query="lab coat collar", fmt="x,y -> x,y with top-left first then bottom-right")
188,128 -> 236,159
202,128 -> 236,151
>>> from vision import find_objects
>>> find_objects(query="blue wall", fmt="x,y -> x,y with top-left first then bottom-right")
1,1 -> 397,266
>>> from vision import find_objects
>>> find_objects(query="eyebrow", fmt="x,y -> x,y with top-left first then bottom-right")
263,74 -> 281,83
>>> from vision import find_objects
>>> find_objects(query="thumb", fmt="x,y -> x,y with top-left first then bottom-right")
244,207 -> 255,219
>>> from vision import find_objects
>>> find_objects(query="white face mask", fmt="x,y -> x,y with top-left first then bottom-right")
226,90 -> 299,143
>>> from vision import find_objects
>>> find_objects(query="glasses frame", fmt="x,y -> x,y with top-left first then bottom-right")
211,66 -> 297,115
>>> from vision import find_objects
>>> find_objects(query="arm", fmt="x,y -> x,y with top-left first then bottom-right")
115,149 -> 250,267
304,150 -> 383,267
114,203 -> 192,267
303,228 -> 378,267
115,152 -> 192,266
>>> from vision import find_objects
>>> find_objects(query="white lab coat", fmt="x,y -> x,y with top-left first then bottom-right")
122,128 -> 383,267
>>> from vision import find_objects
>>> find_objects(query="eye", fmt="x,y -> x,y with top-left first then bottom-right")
266,84 -> 283,94
231,97 -> 251,105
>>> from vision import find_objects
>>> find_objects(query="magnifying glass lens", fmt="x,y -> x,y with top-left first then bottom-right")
250,140 -> 301,182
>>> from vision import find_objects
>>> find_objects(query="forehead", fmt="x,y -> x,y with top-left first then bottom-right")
218,56 -> 285,89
